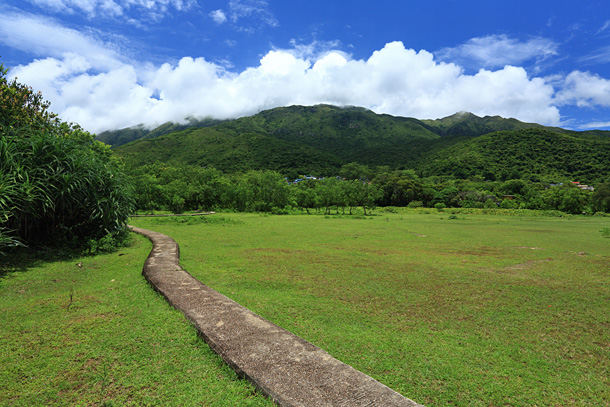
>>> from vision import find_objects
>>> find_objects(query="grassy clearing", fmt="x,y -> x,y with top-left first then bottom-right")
0,234 -> 275,407
131,210 -> 610,406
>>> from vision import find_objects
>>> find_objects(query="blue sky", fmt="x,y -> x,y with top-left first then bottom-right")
1,0 -> 610,133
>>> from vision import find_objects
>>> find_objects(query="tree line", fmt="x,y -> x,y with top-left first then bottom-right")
127,162 -> 610,216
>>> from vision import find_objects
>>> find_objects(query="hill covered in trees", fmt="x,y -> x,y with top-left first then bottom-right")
421,128 -> 610,183
112,104 -> 610,184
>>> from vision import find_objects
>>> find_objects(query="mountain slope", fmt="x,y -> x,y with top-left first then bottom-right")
419,128 -> 610,183
113,105 -> 610,182
101,104 -> 606,148
116,126 -> 343,175
214,105 -> 442,166
96,117 -> 223,147
420,112 -> 563,137
115,105 -> 446,172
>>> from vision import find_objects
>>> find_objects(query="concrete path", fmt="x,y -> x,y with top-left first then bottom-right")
130,225 -> 424,407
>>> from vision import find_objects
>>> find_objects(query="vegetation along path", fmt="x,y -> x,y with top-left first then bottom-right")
129,225 -> 424,407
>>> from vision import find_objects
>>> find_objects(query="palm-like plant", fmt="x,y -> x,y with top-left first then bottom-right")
0,62 -> 134,254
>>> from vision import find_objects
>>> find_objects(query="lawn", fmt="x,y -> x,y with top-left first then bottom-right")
0,233 -> 275,406
130,210 -> 610,406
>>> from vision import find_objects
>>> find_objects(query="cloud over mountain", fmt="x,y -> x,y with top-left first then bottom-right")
9,40 -> 564,132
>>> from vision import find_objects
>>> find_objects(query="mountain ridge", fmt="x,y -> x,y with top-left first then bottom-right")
112,104 -> 610,183
99,104 -> 593,147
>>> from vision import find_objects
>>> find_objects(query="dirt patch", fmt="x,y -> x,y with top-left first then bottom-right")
504,258 -> 553,271
514,246 -> 545,250
451,247 -> 506,257
248,248 -> 310,255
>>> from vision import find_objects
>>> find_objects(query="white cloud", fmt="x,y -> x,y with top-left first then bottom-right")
556,70 -> 610,107
597,20 -> 610,35
578,121 -> 610,129
10,40 -> 569,133
24,0 -> 195,19
210,9 -> 227,24
0,12 -> 125,70
436,34 -> 558,70
580,45 -> 610,65
284,39 -> 346,61
227,0 -> 278,28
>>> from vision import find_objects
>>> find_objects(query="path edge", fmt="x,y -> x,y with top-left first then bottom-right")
129,225 -> 425,407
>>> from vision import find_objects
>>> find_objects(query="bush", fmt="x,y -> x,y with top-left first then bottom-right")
434,202 -> 446,212
0,62 -> 134,253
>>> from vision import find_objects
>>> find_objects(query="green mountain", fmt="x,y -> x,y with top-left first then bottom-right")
116,126 -> 344,176
96,117 -> 223,147
419,128 -> 610,183
214,105 -> 442,166
102,105 -> 581,148
420,111 -> 562,137
113,104 -> 610,183
115,105 -> 444,173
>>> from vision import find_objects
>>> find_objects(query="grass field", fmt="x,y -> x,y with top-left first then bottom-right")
0,234 -> 274,406
129,210 -> 610,406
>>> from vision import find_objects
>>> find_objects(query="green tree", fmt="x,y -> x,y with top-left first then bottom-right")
354,182 -> 382,215
317,178 -> 340,215
340,162 -> 372,181
591,183 -> 610,213
542,185 -> 590,214
290,180 -> 318,213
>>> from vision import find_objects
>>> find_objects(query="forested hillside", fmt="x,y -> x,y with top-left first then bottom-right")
420,129 -> 610,183
96,117 -> 224,147
113,104 -> 610,184
109,105 -> 610,217
116,126 -> 344,177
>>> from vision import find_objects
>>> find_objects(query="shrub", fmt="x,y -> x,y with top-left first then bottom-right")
434,202 -> 446,212
0,62 -> 134,253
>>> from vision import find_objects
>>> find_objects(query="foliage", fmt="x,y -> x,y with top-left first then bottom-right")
0,62 -> 134,253
125,160 -> 600,218
591,183 -> 610,213
113,106 -> 610,196
420,129 -> 610,184
434,202 -> 446,212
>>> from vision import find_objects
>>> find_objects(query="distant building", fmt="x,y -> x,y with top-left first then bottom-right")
571,181 -> 595,191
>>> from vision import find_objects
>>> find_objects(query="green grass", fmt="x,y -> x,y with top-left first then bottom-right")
131,211 -> 610,406
0,234 -> 275,406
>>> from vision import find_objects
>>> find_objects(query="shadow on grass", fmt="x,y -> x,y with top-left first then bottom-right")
0,235 -> 135,284
0,246 -> 79,280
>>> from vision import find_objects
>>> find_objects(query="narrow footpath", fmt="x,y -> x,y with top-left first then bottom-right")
130,225 -> 424,407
